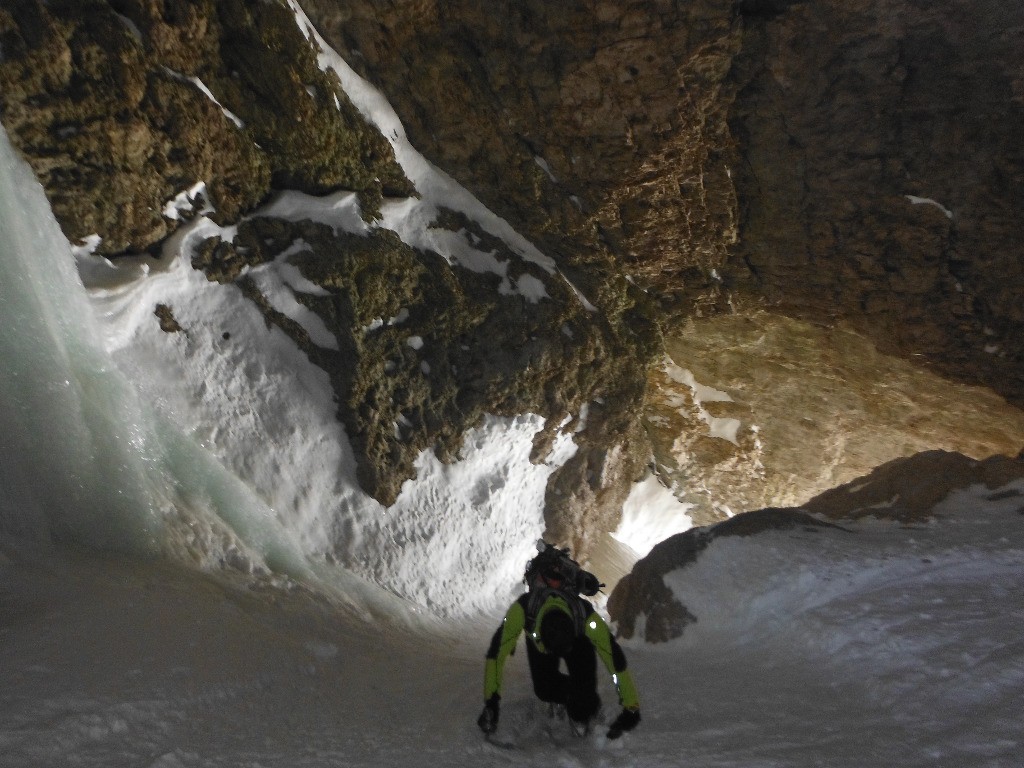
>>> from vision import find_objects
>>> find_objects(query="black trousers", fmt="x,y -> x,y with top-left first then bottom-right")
525,637 -> 601,723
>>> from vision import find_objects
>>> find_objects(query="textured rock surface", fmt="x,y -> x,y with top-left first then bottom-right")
302,0 -> 1024,408
190,212 -> 657,540
649,312 -> 1024,526
0,0 -> 411,254
725,0 -> 1024,406
299,0 -> 742,314
0,0 -> 659,558
300,0 -> 1024,526
3,0 -> 1024,559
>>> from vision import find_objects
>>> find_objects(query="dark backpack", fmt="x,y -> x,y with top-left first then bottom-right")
522,540 -> 604,638
523,540 -> 603,597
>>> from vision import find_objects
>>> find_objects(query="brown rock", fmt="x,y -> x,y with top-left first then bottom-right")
802,450 -> 1024,524
726,0 -> 1024,405
0,0 -> 410,254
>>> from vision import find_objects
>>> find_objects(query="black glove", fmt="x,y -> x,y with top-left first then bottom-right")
606,707 -> 640,739
477,694 -> 500,734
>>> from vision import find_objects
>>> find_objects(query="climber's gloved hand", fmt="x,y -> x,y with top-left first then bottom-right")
477,693 -> 500,734
606,707 -> 640,739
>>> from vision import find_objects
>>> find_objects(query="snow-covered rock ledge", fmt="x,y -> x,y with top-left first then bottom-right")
609,450 -> 1024,643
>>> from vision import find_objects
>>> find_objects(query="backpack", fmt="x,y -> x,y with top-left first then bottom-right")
523,539 -> 603,596
522,540 -> 605,638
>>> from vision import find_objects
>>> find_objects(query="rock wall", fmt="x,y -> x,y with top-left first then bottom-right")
726,0 -> 1024,407
649,312 -> 1024,527
191,210 -> 658,529
302,0 -> 1024,408
0,0 -> 412,254
0,0 -> 657,558
3,0 -> 1023,559
299,0 -> 742,315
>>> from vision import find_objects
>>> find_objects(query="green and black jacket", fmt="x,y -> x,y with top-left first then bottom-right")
483,591 -> 640,710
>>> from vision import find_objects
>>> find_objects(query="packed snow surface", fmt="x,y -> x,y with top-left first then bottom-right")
3,484 -> 1022,768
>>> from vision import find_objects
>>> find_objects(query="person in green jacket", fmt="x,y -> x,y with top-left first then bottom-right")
477,549 -> 641,739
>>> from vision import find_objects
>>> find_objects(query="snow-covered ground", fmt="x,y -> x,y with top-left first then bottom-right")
2,483 -> 1022,768
2,9 -> 1022,765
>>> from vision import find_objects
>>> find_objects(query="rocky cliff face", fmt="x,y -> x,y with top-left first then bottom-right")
726,0 -> 1024,409
301,0 -> 742,317
300,0 -> 1024,530
2,0 -> 1023,559
301,0 -> 1024,407
0,0 -> 412,253
0,0 -> 658,557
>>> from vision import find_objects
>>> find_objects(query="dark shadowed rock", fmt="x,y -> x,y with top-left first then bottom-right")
801,450 -> 1024,524
3,0 -> 1024,557
301,0 -> 1024,407
300,0 -> 743,317
725,0 -> 1024,405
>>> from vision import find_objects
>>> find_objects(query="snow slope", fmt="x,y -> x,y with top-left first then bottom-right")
2,481 -> 1022,768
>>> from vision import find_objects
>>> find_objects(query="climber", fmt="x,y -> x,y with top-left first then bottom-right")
476,542 -> 641,740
